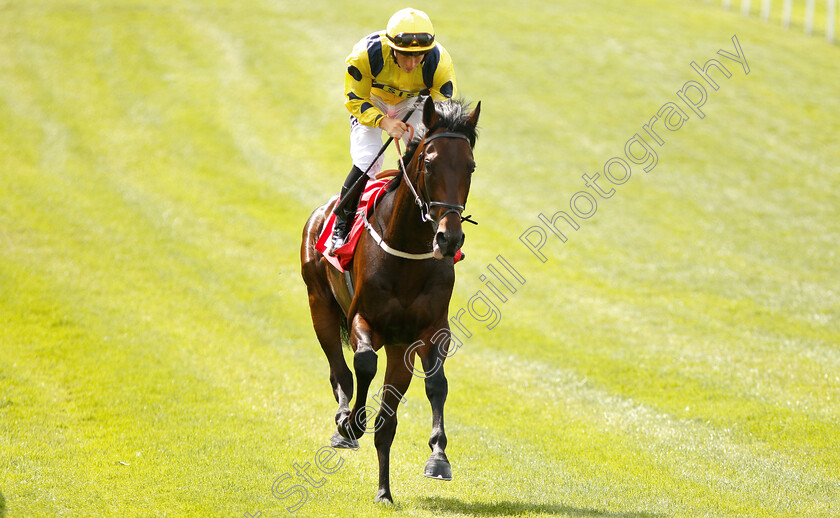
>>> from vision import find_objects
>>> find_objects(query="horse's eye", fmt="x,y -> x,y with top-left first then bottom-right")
423,158 -> 432,174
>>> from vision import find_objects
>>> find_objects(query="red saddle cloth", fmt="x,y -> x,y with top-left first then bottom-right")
315,176 -> 394,272
315,174 -> 463,272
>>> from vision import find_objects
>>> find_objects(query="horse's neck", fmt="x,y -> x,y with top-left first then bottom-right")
379,172 -> 434,254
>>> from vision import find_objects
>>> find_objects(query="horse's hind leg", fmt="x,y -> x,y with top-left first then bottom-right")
338,314 -> 379,442
372,346 -> 414,503
302,266 -> 356,448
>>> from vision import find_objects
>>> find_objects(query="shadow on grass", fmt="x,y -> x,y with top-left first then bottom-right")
0,490 -> 5,517
417,496 -> 663,517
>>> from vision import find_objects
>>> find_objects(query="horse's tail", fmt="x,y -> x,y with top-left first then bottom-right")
339,316 -> 350,349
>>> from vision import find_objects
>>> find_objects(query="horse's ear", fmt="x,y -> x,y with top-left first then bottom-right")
467,101 -> 481,127
422,96 -> 438,129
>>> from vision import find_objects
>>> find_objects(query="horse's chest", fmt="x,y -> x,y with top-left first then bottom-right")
375,305 -> 435,344
379,292 -> 434,317
357,284 -> 451,344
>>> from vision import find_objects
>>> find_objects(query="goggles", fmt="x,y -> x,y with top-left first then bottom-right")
387,32 -> 434,49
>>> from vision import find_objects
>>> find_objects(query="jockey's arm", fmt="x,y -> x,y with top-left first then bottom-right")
344,46 -> 386,128
427,45 -> 458,102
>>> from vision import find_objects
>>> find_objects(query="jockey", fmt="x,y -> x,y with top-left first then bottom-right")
330,7 -> 458,254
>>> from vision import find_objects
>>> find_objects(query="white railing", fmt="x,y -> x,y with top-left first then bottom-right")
708,0 -> 837,42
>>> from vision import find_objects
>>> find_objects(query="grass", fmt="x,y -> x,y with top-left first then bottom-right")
1,0 -> 839,516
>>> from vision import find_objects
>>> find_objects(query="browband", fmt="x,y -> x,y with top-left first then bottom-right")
423,131 -> 471,144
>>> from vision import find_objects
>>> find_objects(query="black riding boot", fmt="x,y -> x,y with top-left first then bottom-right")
330,165 -> 366,254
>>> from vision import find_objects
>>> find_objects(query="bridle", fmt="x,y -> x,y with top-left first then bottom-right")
396,130 -> 477,227
361,129 -> 476,261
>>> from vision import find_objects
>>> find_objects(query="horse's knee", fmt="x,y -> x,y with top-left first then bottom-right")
354,349 -> 378,381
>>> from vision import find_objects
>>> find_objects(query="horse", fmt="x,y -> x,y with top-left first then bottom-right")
299,96 -> 480,503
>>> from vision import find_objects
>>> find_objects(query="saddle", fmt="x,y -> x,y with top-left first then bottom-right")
315,173 -> 395,272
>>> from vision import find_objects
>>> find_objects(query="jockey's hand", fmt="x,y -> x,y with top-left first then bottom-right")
379,117 -> 408,139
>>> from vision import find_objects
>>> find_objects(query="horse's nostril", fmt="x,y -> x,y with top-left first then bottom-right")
435,232 -> 448,248
435,231 -> 465,257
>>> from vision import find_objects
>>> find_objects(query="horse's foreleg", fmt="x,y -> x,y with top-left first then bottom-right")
419,338 -> 452,481
373,346 -> 414,504
338,314 -> 378,441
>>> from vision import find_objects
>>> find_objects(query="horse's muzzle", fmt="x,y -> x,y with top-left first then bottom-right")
433,229 -> 465,260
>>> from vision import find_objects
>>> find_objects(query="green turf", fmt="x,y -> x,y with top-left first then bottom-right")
1,1 -> 838,517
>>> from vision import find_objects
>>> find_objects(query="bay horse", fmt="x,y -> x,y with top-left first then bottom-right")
300,97 -> 480,503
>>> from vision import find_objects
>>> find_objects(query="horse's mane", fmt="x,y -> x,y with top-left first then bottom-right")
386,98 -> 478,193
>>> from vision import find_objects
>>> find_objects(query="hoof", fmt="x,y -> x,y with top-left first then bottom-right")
338,409 -> 368,441
336,416 -> 358,442
374,489 -> 393,504
330,430 -> 358,449
424,454 -> 452,481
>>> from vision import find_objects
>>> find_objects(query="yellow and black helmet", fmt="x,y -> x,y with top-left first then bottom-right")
386,8 -> 436,53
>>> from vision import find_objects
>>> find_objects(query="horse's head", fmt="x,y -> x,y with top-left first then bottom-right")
416,97 -> 481,260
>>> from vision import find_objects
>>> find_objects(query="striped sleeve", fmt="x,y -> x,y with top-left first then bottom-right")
423,44 -> 457,101
344,33 -> 386,127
